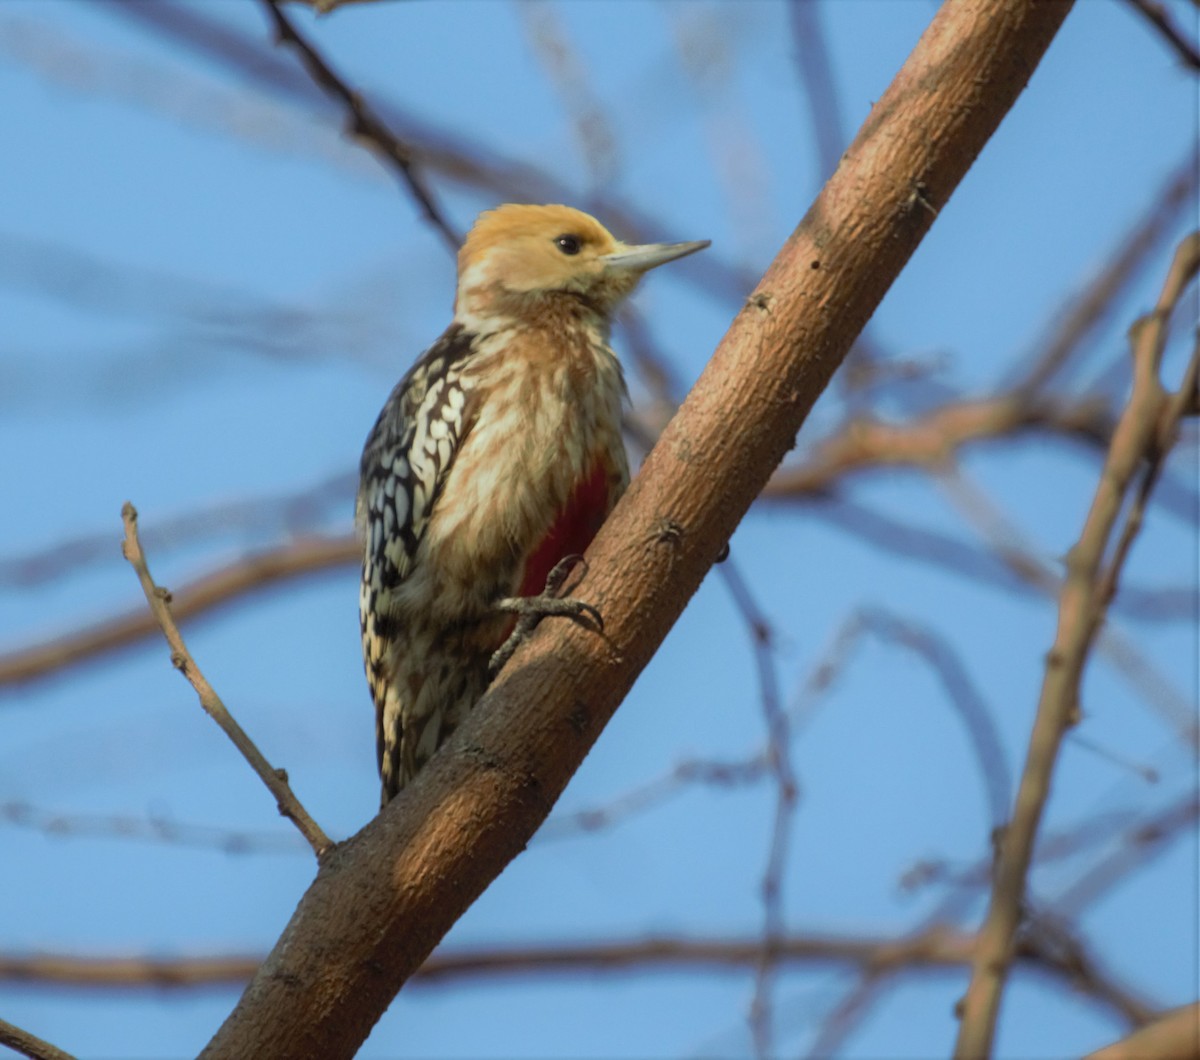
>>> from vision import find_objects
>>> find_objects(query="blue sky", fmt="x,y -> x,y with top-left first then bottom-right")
0,1 -> 1196,1057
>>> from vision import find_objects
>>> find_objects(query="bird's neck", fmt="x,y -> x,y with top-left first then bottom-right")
455,285 -> 614,346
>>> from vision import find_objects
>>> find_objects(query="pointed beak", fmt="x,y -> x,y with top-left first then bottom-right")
601,239 -> 710,273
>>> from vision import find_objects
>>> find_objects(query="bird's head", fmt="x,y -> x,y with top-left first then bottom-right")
454,203 -> 708,323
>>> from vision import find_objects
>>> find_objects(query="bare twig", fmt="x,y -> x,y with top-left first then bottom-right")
715,559 -> 797,1059
856,608 -> 1012,828
0,534 -> 356,687
120,502 -> 333,859
0,800 -> 308,855
1052,794 -> 1200,914
762,393 -> 1115,497
1011,153 -> 1198,392
0,471 -> 353,588
258,0 -> 460,250
807,494 -> 1195,621
903,807 -> 1145,894
784,606 -> 1014,832
0,1018 -> 74,1060
807,852 -> 1166,1056
954,233 -> 1200,1057
1122,0 -> 1200,70
1084,1001 -> 1200,1059
0,927 -> 1160,1027
541,753 -> 768,841
788,0 -> 847,183
805,972 -> 889,1059
517,1 -> 618,190
548,601 -> 1012,851
293,0 -> 380,13
1020,912 -> 1160,1027
937,466 -> 1199,745
1097,346 -> 1200,612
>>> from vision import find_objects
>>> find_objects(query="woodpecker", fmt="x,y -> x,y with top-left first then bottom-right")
357,203 -> 708,805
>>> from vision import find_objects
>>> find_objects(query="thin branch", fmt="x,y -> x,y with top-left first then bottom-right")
1097,345 -> 1200,612
0,932 -> 962,990
1122,0 -> 1200,70
291,0 -> 380,12
954,233 -> 1200,1058
0,800 -> 309,855
1010,152 -> 1198,392
1051,793 -> 1200,915
806,493 -> 1196,622
0,927 -> 1158,1024
789,0 -> 847,183
856,608 -> 1012,829
937,466 -> 1199,745
1020,912 -> 1160,1028
806,846 -> 1165,1056
805,972 -> 888,1059
763,393 -> 1114,497
549,601 -> 1013,853
0,534 -> 356,687
715,559 -> 796,1060
0,471 -> 353,588
1084,1002 -> 1200,1059
258,0 -> 460,250
0,952 -> 261,990
542,753 -> 768,841
516,0 -> 619,191
0,1018 -> 75,1060
120,502 -> 333,859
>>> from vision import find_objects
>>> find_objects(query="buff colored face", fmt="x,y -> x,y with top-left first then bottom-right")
460,205 -> 621,296
457,204 -> 709,311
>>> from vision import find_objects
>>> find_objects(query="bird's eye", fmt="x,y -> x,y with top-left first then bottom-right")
554,234 -> 582,256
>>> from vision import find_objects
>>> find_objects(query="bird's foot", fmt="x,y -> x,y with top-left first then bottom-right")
489,556 -> 602,677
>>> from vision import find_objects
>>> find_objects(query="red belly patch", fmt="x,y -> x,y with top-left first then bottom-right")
519,462 -> 611,598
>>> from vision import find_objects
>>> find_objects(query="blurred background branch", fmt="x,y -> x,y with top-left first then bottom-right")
0,0 -> 1194,1056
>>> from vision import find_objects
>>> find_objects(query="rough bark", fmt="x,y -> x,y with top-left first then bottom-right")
202,0 -> 1076,1054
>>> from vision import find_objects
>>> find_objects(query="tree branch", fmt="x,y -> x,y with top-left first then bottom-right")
0,928 -> 1159,1028
1009,152 -> 1198,392
0,534 -> 355,687
1084,1002 -> 1200,1059
259,0 -> 461,250
121,503 -> 333,859
0,1017 -> 74,1060
192,2 -> 1076,1055
954,233 -> 1200,1057
763,393 -> 1114,497
9,932 -> 986,990
1122,0 -> 1200,70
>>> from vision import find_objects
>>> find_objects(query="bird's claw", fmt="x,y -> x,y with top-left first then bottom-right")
489,556 -> 602,677
544,554 -> 587,596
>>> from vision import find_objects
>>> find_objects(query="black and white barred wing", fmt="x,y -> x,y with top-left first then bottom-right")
355,324 -> 477,771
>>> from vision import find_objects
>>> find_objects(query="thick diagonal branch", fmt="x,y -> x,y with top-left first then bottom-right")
199,2 -> 1077,1054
